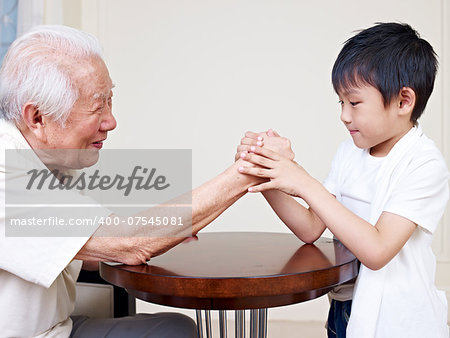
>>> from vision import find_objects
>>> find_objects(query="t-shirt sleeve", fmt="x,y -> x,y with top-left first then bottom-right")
383,152 -> 449,234
323,140 -> 351,197
323,158 -> 338,196
0,125 -> 113,288
0,193 -> 112,288
0,237 -> 92,288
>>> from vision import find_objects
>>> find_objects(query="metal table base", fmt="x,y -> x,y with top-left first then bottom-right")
196,309 -> 268,338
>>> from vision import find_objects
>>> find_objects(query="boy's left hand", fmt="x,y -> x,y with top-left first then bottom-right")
238,145 -> 309,197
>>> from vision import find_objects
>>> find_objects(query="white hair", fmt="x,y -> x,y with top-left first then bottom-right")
0,25 -> 103,125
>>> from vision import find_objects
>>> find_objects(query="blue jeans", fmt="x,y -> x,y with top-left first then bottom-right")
327,299 -> 352,338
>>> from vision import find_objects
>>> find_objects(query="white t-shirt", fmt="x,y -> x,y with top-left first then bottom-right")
0,120 -> 110,337
323,127 -> 449,337
323,151 -> 384,301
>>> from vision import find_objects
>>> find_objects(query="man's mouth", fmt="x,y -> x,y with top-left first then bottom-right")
92,139 -> 105,149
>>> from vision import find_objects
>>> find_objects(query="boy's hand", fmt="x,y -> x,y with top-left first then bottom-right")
235,129 -> 295,161
238,146 -> 310,197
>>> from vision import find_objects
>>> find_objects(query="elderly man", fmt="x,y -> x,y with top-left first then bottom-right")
0,25 -> 258,337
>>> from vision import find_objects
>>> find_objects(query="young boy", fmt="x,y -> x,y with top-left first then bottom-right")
238,23 -> 449,337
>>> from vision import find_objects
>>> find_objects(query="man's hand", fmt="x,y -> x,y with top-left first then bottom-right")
182,235 -> 198,243
236,129 -> 295,161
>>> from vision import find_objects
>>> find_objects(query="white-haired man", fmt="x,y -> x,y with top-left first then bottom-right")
0,25 -> 258,337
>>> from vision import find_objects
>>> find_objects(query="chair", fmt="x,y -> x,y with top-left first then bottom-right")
74,269 -> 136,318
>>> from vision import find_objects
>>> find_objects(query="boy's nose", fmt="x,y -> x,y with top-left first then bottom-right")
340,108 -> 352,124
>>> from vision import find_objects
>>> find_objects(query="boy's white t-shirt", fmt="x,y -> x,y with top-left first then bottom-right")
324,152 -> 384,301
323,127 -> 449,337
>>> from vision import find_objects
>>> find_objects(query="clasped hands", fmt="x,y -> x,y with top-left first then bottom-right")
235,129 -> 311,198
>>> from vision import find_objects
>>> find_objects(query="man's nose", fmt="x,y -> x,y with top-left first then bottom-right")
101,108 -> 117,132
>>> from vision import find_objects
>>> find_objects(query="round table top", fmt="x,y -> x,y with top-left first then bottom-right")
100,232 -> 358,310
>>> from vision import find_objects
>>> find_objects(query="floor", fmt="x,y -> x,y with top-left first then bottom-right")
269,321 -> 327,337
204,320 -> 327,337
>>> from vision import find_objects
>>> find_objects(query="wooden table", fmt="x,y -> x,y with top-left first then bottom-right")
100,232 -> 358,337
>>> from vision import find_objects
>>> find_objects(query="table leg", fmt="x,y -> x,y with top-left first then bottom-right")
196,310 -> 204,338
250,309 -> 259,337
196,308 -> 267,338
205,310 -> 212,338
258,309 -> 267,338
250,308 -> 268,338
219,310 -> 227,338
235,310 -> 245,338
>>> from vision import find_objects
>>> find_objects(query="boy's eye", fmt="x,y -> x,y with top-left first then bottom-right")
338,99 -> 360,106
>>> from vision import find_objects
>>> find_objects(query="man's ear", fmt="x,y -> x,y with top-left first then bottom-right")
398,87 -> 416,117
21,102 -> 47,142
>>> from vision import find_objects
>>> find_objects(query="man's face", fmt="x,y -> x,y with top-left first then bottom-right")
42,56 -> 116,168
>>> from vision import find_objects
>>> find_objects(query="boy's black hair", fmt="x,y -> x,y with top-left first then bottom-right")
332,22 -> 438,122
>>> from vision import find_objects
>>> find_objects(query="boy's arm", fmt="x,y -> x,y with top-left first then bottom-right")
295,177 -> 416,270
238,130 -> 326,243
261,190 -> 326,243
239,146 -> 417,270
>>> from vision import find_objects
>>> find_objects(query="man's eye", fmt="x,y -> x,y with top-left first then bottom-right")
338,100 -> 344,105
350,101 -> 360,106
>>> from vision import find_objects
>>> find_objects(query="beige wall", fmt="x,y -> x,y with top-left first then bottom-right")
47,0 -> 449,326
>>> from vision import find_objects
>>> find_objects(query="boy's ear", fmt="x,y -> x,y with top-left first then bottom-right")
21,102 -> 48,143
398,87 -> 416,117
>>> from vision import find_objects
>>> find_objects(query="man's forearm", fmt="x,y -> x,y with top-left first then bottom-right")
191,161 -> 255,233
76,160 -> 259,264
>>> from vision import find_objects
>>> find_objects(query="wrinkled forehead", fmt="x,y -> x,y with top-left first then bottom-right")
54,56 -> 114,112
66,56 -> 113,98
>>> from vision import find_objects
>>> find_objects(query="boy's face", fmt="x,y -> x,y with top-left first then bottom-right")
338,84 -> 411,157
